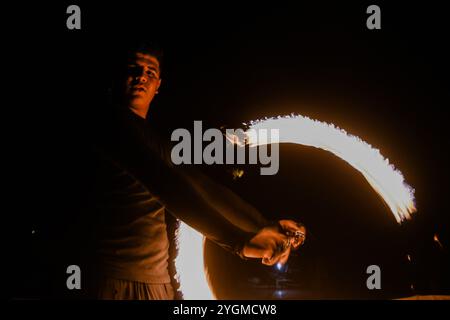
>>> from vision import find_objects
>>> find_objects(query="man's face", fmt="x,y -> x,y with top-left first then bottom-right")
124,52 -> 161,116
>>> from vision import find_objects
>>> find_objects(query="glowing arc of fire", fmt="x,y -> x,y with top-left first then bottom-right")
176,114 -> 417,300
244,115 -> 416,223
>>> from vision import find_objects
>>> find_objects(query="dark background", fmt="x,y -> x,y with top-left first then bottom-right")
10,1 -> 450,299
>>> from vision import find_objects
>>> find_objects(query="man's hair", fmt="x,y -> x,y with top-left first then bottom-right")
122,41 -> 164,75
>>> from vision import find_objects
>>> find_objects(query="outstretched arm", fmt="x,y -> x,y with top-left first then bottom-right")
99,112 -> 305,262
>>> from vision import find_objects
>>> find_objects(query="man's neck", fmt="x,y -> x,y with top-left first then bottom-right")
128,106 -> 148,119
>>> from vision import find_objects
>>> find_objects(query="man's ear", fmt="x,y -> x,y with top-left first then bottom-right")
156,78 -> 162,92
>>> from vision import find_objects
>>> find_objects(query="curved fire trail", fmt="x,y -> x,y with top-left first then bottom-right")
245,115 -> 416,223
176,114 -> 417,300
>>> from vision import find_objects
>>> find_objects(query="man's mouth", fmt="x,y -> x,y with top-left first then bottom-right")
132,86 -> 146,93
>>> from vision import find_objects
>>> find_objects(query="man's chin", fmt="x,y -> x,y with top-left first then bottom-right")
128,95 -> 148,105
129,91 -> 146,98
127,98 -> 150,112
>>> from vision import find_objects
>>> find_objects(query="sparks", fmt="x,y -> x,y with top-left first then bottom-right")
176,113 -> 417,299
434,233 -> 444,249
243,115 -> 416,223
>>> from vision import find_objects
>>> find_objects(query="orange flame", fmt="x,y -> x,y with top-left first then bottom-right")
176,114 -> 417,299
243,115 -> 416,223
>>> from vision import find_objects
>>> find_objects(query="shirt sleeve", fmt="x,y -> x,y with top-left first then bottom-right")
97,112 -> 269,257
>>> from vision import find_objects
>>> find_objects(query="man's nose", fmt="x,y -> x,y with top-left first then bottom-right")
135,73 -> 147,84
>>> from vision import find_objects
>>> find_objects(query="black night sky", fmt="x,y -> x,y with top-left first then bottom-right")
10,2 -> 450,299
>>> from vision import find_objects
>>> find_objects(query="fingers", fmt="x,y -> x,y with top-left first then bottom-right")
262,236 -> 291,266
279,219 -> 306,234
261,246 -> 290,266
290,230 -> 306,250
242,227 -> 281,259
276,246 -> 291,266
242,221 -> 306,266
278,219 -> 306,250
242,242 -> 270,259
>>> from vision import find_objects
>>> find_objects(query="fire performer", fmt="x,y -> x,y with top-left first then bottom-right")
83,42 -> 306,300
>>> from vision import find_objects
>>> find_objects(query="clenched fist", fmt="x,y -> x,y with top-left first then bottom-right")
242,220 -> 306,266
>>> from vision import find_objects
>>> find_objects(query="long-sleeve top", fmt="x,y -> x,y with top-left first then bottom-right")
89,107 -> 269,283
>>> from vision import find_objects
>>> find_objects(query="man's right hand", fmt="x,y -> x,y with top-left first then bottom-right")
242,220 -> 306,266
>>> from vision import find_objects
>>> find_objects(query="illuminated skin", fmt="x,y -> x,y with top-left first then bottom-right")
243,220 -> 306,266
124,52 -> 162,119
122,52 -> 306,267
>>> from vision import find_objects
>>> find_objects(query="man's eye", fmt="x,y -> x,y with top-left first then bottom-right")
146,71 -> 157,78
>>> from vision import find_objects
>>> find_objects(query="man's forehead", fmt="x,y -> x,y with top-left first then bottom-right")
133,52 -> 160,69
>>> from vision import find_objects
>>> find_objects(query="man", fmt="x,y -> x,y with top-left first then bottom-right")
85,42 -> 306,299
